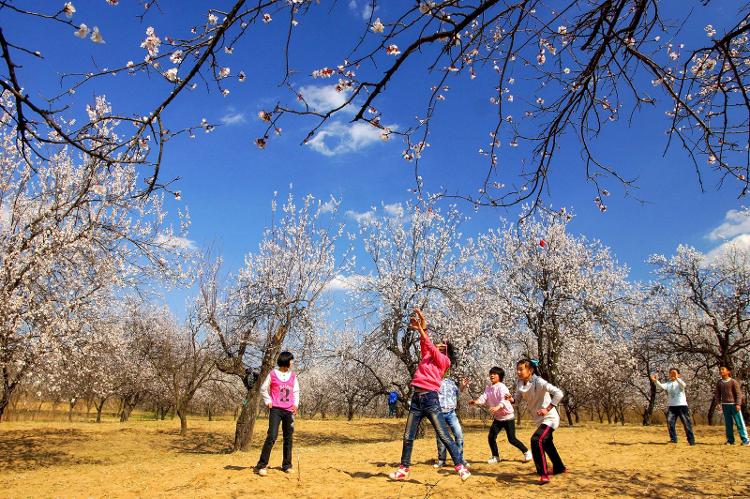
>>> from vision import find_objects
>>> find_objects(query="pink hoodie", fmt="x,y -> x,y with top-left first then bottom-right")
411,332 -> 451,392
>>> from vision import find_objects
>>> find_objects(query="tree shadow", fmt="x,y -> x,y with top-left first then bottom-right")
0,428 -> 103,471
572,468 -> 747,496
607,441 -> 670,446
224,465 -> 252,471
167,430 -> 233,454
295,432 -> 397,447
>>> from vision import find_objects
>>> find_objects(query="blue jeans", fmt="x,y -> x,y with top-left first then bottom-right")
400,391 -> 464,467
435,410 -> 463,462
666,406 -> 695,444
722,404 -> 749,444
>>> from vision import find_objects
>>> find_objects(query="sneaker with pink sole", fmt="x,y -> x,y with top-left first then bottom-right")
455,464 -> 471,481
388,465 -> 410,480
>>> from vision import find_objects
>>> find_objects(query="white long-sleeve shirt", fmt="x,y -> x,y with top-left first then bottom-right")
260,369 -> 300,407
655,378 -> 687,407
514,375 -> 564,429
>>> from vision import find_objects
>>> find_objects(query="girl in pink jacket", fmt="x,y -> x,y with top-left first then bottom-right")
389,309 -> 471,482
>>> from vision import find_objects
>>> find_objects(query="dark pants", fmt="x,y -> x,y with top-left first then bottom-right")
400,390 -> 464,467
256,407 -> 294,470
388,403 -> 397,417
488,419 -> 528,458
666,405 -> 695,444
530,424 -> 565,477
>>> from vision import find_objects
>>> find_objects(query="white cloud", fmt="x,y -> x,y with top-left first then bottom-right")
319,196 -> 341,214
345,208 -> 377,224
348,0 -> 357,12
708,208 -> 750,241
705,207 -> 750,261
220,110 -> 246,125
325,273 -> 366,292
705,234 -> 750,262
308,121 -> 390,157
362,3 -> 376,20
345,202 -> 404,225
155,233 -> 196,250
383,202 -> 404,219
298,85 -> 352,114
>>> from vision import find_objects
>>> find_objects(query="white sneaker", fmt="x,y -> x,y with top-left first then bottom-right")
283,467 -> 294,473
487,456 -> 499,464
455,464 -> 471,481
433,460 -> 445,468
257,467 -> 268,476
524,450 -> 533,462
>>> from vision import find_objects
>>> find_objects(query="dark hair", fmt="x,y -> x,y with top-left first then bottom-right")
720,364 -> 732,372
517,358 -> 539,374
489,366 -> 505,381
277,351 -> 294,368
668,367 -> 680,374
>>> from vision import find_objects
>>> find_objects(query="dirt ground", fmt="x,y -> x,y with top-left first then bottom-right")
0,416 -> 748,498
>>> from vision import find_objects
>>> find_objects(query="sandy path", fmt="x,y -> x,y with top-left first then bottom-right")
1,418 -> 748,498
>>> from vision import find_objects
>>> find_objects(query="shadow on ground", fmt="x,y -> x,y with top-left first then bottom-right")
0,428 -> 104,471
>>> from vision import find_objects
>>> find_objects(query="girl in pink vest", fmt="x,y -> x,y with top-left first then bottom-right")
389,309 -> 471,482
255,351 -> 299,476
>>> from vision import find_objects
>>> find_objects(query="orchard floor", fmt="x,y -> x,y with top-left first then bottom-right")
1,417 -> 748,498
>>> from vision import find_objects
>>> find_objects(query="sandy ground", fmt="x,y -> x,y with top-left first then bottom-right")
1,416 -> 748,498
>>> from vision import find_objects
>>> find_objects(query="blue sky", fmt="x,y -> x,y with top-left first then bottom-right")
4,1 -> 748,315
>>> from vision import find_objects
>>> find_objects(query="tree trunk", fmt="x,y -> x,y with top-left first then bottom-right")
207,406 -> 213,422
95,399 -> 106,423
68,399 -> 77,422
120,393 -> 140,422
642,378 -> 657,426
234,389 -> 260,452
177,405 -> 188,436
707,397 -> 718,426
232,335 -> 284,452
563,399 -> 574,426
0,390 -> 11,422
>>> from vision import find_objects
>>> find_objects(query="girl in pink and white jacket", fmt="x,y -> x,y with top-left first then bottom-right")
468,366 -> 532,464
255,351 -> 299,476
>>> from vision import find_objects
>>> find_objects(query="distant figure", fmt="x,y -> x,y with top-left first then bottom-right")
650,368 -> 695,445
388,391 -> 398,418
469,366 -> 532,463
506,359 -> 566,485
255,351 -> 300,476
714,365 -> 749,446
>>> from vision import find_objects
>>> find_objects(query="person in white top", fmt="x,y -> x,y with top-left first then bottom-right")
468,367 -> 532,463
650,368 -> 695,445
505,359 -> 566,485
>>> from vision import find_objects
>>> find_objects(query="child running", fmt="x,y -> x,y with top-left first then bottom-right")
433,341 -> 465,469
468,366 -> 532,463
505,359 -> 566,485
255,351 -> 300,476
389,309 -> 471,481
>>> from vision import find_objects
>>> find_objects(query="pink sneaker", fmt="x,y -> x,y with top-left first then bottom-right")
455,464 -> 471,481
389,465 -> 410,480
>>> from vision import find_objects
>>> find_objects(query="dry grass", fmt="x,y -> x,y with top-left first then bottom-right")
0,417 -> 748,498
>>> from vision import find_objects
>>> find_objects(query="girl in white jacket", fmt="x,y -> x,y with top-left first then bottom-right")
505,359 -> 566,484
